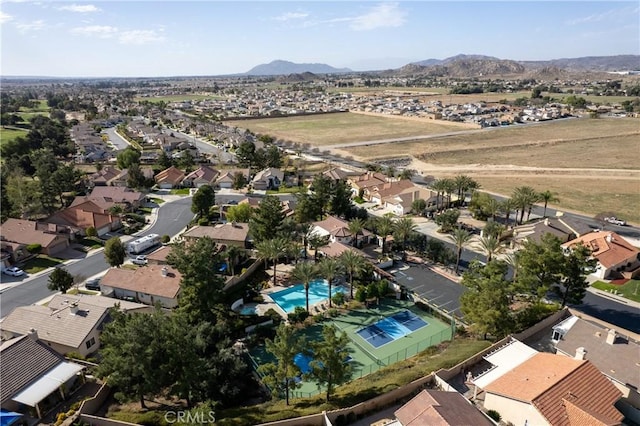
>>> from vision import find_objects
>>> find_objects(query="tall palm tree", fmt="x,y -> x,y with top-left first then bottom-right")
539,190 -> 559,218
224,245 -> 246,277
339,250 -> 366,299
290,262 -> 319,312
376,215 -> 395,254
430,179 -> 447,212
308,234 -> 330,263
347,218 -> 365,248
504,252 -> 520,281
449,228 -> 472,274
485,197 -> 501,222
499,198 -> 515,227
318,257 -> 344,307
394,217 -> 417,258
512,186 -> 538,225
478,235 -> 504,262
256,238 -> 290,286
441,178 -> 457,209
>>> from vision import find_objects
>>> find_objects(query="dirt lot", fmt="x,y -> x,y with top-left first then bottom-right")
226,112 -> 470,146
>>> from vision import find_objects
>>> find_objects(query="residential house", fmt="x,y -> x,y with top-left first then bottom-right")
318,241 -> 369,260
561,231 -> 640,279
513,216 -> 593,246
384,185 -> 438,216
393,390 -> 493,426
0,298 -> 110,357
100,265 -> 182,308
322,167 -> 350,182
85,186 -> 146,211
347,171 -> 388,198
252,167 -> 284,190
552,315 -> 640,421
0,334 -> 85,420
367,179 -> 416,205
182,223 -> 251,249
146,245 -> 173,265
89,166 -> 128,187
155,166 -> 186,189
483,352 -> 623,426
1,219 -> 70,256
46,200 -> 121,236
182,165 -> 219,188
311,215 -> 372,246
215,168 -> 250,189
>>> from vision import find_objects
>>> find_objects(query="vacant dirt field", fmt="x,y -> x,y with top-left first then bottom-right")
226,112 -> 470,146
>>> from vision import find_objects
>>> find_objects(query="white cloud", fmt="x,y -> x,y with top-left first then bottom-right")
273,12 -> 309,22
566,5 -> 639,26
118,29 -> 164,45
16,19 -> 45,33
70,25 -> 117,38
0,11 -> 13,24
350,3 -> 407,31
58,4 -> 101,13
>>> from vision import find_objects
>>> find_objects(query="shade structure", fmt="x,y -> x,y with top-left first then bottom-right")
12,362 -> 84,407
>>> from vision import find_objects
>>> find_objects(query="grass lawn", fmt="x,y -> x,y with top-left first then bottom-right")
78,237 -> 104,249
138,207 -> 153,215
21,255 -> 64,274
0,128 -> 28,146
149,197 -> 165,204
226,112 -> 471,146
591,280 -> 640,303
170,188 -> 190,195
266,186 -> 305,194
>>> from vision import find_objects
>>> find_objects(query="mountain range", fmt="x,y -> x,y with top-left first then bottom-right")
245,55 -> 640,78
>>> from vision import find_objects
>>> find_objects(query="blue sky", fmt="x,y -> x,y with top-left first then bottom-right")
1,1 -> 638,77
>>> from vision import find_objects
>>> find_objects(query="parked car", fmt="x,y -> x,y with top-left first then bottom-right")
2,266 -> 25,277
604,216 -> 627,226
84,278 -> 101,291
132,255 -> 148,266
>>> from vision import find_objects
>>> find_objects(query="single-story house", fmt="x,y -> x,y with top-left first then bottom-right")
252,167 -> 284,190
100,265 -> 182,308
513,216 -> 593,246
85,186 -> 146,211
0,334 -> 85,420
46,200 -> 121,236
311,216 -> 372,247
182,223 -> 251,249
182,165 -> 219,188
146,245 -> 173,265
483,353 -> 623,426
89,166 -> 128,187
215,168 -> 250,189
155,166 -> 186,189
561,231 -> 640,279
0,219 -> 70,256
321,167 -> 350,182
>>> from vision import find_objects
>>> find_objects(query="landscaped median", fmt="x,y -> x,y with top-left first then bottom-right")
591,280 -> 640,303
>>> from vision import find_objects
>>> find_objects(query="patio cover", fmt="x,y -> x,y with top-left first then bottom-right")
12,362 -> 84,407
0,410 -> 23,426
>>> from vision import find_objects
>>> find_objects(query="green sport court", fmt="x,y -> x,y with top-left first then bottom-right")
249,299 -> 453,398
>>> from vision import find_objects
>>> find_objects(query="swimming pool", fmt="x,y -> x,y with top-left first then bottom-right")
270,279 -> 342,313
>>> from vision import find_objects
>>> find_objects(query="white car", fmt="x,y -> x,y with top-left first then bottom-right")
3,266 -> 25,277
132,255 -> 148,266
604,217 -> 627,226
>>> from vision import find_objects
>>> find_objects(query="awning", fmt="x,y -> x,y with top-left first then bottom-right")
12,362 -> 84,407
0,409 -> 23,426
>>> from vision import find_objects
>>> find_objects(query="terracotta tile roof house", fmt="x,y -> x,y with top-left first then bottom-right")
553,316 -> 640,413
367,179 -> 416,204
394,390 -> 493,426
182,223 -> 251,249
155,166 -> 186,189
100,265 -> 182,308
0,299 -> 110,357
0,334 -> 85,419
312,215 -> 372,246
46,200 -> 121,236
561,231 -> 640,279
182,165 -> 219,188
483,353 -> 623,426
347,171 -> 388,195
1,219 -> 70,256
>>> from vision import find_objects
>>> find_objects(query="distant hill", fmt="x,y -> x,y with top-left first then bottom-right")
276,72 -> 319,83
519,55 -> 640,72
245,60 -> 351,76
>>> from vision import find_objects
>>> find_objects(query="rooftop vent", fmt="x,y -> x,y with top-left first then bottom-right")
161,267 -> 168,277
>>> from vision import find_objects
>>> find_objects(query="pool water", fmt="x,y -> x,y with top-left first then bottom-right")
270,279 -> 342,313
238,303 -> 258,316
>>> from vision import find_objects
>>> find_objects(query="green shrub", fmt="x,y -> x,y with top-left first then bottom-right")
327,308 -> 339,318
26,243 -> 42,254
487,409 -> 501,422
262,308 -> 282,324
198,218 -> 209,226
287,306 -> 309,323
355,288 -> 367,302
332,292 -> 345,306
161,235 -> 170,244
86,227 -> 97,238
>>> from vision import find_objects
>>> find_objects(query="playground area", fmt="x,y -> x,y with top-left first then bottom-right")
248,298 -> 454,398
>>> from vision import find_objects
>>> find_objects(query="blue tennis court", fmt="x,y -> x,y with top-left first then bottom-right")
356,310 -> 429,348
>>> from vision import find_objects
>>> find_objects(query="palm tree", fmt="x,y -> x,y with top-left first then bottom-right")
539,190 -> 559,218
441,178 -> 457,209
318,257 -> 344,307
485,197 -> 501,222
394,217 -> 417,258
290,262 -> 319,312
308,234 -> 330,262
399,169 -> 415,180
478,235 -> 504,262
256,238 -> 290,286
450,228 -> 472,274
287,241 -> 304,264
348,218 -> 365,248
430,179 -> 447,212
339,250 -> 366,299
499,198 -> 516,227
376,215 -> 395,254
512,186 -> 538,225
224,245 -> 246,277
504,252 -> 520,281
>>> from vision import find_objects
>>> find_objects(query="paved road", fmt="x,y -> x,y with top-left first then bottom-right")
572,291 -> 640,334
0,197 -> 194,318
103,126 -> 130,150
169,129 -> 235,163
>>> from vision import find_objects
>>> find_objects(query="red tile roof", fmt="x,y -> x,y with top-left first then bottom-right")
562,231 -> 639,269
395,390 -> 492,426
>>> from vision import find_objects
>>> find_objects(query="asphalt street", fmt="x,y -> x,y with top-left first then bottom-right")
0,197 -> 194,318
